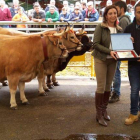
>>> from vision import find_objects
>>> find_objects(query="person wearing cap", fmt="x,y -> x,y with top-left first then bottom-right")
45,0 -> 58,13
46,5 -> 59,22
70,4 -> 74,13
75,1 -> 82,11
62,1 -> 72,14
101,0 -> 112,16
69,6 -> 84,22
59,7 -> 70,22
10,0 -> 25,18
125,4 -> 134,22
83,1 -> 99,21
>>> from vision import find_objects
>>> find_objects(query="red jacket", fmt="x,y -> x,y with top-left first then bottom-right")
0,8 -> 12,21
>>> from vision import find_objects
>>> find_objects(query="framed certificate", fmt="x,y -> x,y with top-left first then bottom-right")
111,34 -> 139,61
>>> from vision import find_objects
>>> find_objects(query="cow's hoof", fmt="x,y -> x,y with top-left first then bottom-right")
48,85 -> 54,89
53,82 -> 60,86
39,93 -> 47,96
2,82 -> 8,86
22,101 -> 30,105
45,88 -> 50,92
10,106 -> 18,110
45,92 -> 49,96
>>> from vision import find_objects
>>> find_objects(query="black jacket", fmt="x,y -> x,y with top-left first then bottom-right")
124,18 -> 140,64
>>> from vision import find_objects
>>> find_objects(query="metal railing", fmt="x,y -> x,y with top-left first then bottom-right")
0,21 -> 127,77
0,21 -> 102,41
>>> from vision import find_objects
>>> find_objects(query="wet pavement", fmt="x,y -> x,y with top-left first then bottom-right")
0,77 -> 140,140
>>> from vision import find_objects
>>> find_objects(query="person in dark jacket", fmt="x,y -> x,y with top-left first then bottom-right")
124,3 -> 140,125
83,1 -> 99,22
59,7 -> 70,22
92,5 -> 122,127
109,1 -> 131,103
69,6 -> 84,22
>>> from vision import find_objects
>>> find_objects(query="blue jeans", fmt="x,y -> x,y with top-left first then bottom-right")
112,61 -> 121,96
128,62 -> 140,115
0,25 -> 9,28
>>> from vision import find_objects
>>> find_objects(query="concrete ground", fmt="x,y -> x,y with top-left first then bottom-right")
0,77 -> 140,140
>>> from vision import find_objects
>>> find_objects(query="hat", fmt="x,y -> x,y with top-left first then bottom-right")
63,1 -> 68,5
106,0 -> 112,6
74,6 -> 79,10
87,1 -> 93,6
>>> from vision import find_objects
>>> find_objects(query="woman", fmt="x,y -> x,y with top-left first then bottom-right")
92,5 -> 122,127
12,7 -> 29,28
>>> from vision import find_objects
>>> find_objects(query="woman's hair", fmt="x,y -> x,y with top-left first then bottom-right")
103,5 -> 118,26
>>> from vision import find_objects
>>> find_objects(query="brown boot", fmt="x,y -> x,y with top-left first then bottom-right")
95,92 -> 107,127
102,91 -> 111,121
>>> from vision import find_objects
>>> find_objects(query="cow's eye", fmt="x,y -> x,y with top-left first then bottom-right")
59,42 -> 62,45
71,36 -> 74,39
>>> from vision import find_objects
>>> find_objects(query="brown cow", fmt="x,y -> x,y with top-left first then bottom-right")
0,26 -> 83,95
0,32 -> 68,109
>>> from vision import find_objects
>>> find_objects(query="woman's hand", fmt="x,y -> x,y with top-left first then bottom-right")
110,51 -> 117,60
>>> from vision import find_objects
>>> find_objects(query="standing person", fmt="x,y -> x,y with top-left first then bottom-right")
45,0 -> 58,13
125,4 -> 134,22
101,0 -> 112,16
62,1 -> 71,14
69,6 -> 83,22
124,3 -> 140,125
32,3 -> 46,28
59,7 -> 70,22
83,1 -> 99,22
0,0 -> 12,28
81,2 -> 87,17
9,0 -> 25,18
92,5 -> 122,127
109,1 -> 131,103
46,5 -> 59,23
12,7 -> 29,28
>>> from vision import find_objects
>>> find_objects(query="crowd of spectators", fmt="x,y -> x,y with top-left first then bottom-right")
0,0 -> 100,28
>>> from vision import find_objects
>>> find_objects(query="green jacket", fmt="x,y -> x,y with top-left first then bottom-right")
45,11 -> 59,22
92,23 -> 122,61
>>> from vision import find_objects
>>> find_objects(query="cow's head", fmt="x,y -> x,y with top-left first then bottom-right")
57,23 -> 83,52
75,26 -> 93,52
46,31 -> 68,58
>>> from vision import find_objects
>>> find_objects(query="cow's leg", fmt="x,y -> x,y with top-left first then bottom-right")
37,66 -> 48,96
52,73 -> 60,86
7,76 -> 19,109
43,76 -> 50,92
46,75 -> 54,89
18,82 -> 29,105
37,75 -> 47,96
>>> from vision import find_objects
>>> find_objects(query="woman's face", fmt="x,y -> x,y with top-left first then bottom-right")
106,8 -> 117,24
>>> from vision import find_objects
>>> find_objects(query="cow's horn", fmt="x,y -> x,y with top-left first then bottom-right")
53,30 -> 65,36
65,22 -> 70,32
70,24 -> 74,30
